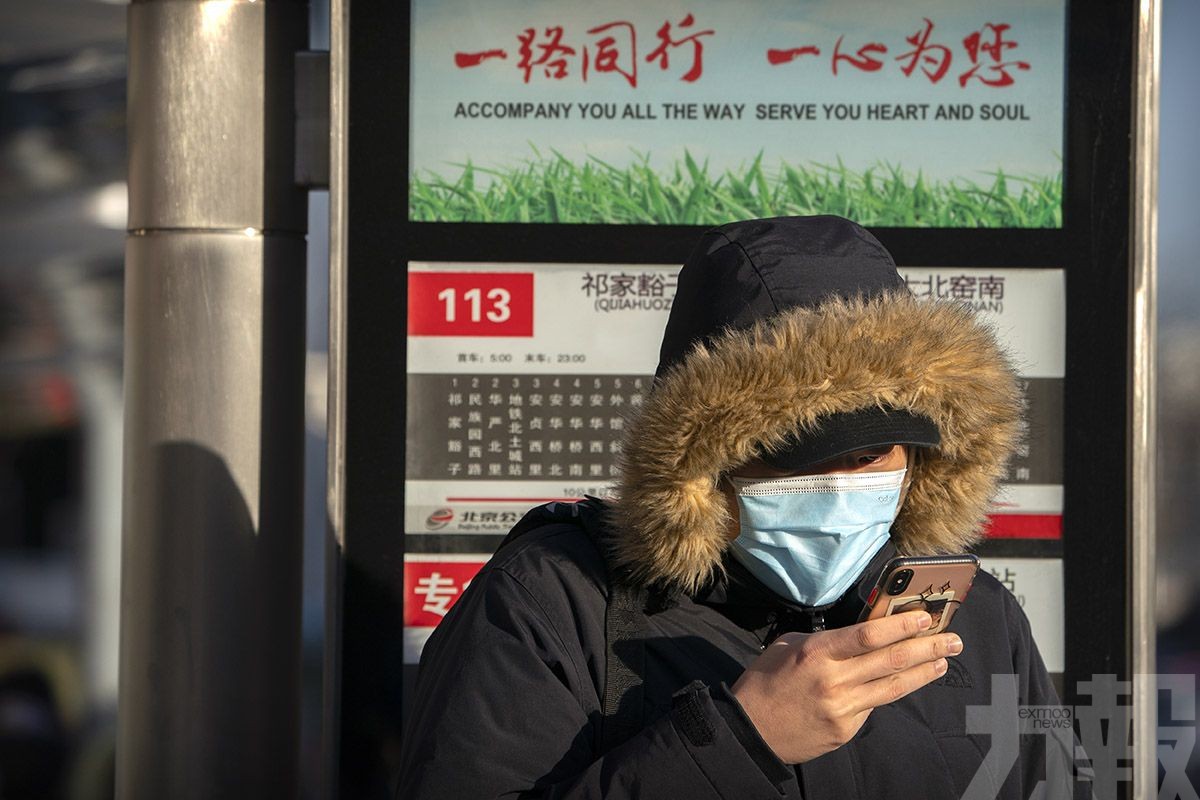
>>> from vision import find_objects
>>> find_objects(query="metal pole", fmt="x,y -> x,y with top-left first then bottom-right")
120,0 -> 308,797
1131,0 -> 1161,796
322,0 -> 348,792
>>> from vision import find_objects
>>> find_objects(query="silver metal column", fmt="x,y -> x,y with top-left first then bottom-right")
1131,0 -> 1161,797
322,0 -> 349,794
120,1 -> 308,797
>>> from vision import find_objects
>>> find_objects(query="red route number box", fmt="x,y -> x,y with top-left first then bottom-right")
408,271 -> 534,337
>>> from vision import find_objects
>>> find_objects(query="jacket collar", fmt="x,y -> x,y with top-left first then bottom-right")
695,539 -> 899,641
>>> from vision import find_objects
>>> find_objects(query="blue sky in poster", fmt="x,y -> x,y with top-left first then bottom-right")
410,0 -> 1065,185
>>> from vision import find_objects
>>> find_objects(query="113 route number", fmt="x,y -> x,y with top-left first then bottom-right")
408,271 -> 534,337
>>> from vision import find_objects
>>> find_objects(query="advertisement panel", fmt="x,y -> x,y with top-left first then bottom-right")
410,0 -> 1066,226
404,262 -> 1066,663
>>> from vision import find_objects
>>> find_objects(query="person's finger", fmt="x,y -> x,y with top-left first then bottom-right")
839,632 -> 962,685
849,658 -> 949,714
818,610 -> 932,660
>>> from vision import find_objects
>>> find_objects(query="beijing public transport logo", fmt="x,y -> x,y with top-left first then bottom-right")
426,508 -> 455,530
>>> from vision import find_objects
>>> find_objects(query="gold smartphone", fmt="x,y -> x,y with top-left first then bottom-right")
857,555 -> 980,635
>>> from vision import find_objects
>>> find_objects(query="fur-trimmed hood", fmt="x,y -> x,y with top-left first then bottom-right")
610,219 -> 1022,596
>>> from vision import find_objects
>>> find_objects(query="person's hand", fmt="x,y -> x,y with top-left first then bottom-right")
730,610 -> 962,764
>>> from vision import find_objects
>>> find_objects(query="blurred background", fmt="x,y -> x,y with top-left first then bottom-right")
0,0 -> 1194,797
0,1 -> 330,797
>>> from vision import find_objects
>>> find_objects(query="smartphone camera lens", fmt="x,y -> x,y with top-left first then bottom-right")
886,569 -> 914,595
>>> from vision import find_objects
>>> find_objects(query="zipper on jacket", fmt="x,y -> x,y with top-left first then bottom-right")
760,608 -> 827,644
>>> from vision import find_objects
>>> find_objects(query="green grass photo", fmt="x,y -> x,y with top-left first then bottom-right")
409,150 -> 1062,228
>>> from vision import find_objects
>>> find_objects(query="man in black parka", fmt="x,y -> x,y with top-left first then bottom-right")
397,216 -> 1080,799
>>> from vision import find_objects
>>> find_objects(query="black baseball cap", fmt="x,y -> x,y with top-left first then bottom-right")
758,407 -> 941,471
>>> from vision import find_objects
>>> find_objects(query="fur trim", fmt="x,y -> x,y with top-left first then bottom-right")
610,293 -> 1023,595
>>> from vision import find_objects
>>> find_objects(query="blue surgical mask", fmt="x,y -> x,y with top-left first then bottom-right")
728,468 -> 906,606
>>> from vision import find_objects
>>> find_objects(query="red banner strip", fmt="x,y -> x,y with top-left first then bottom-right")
983,513 -> 1062,539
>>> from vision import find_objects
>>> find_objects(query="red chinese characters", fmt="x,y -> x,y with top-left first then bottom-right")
766,46 -> 821,66
583,21 -> 637,87
896,18 -> 952,83
768,18 -> 1030,87
645,14 -> 714,83
453,49 -> 506,69
832,35 -> 887,75
517,26 -> 576,82
453,14 -> 714,86
959,23 -> 1031,88
404,558 -> 486,627
453,16 -> 1031,88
